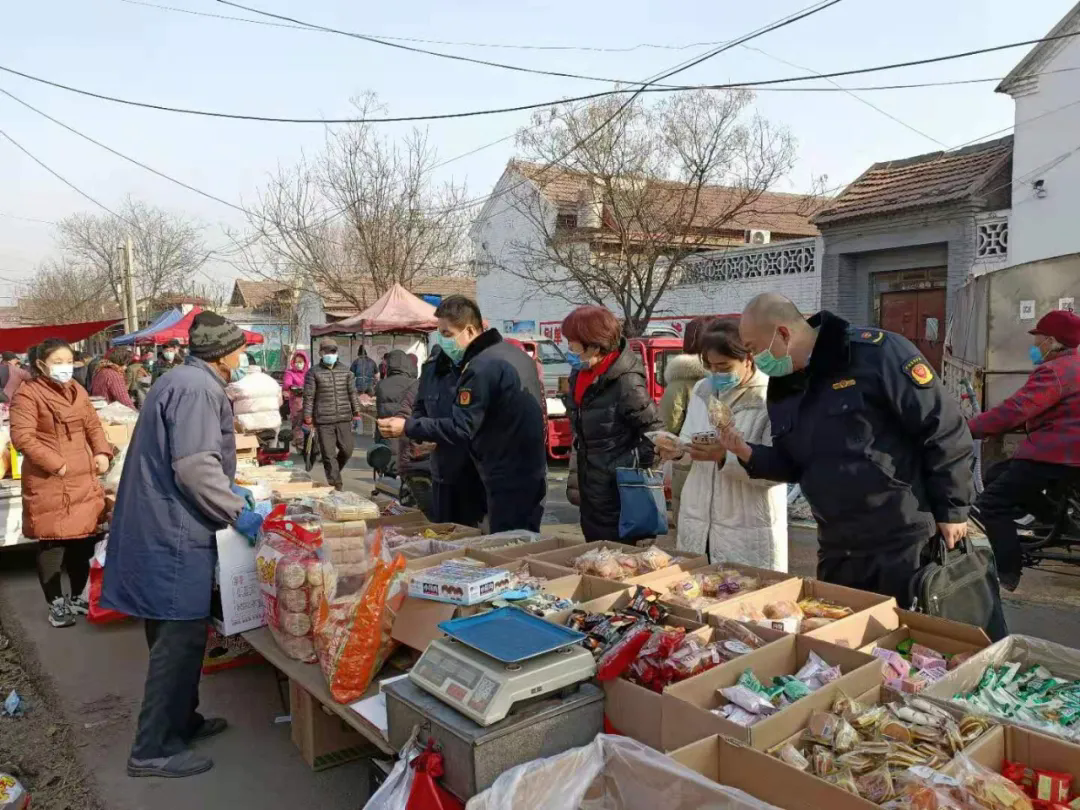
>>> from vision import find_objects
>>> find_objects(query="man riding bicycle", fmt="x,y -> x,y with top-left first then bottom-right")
968,309 -> 1080,591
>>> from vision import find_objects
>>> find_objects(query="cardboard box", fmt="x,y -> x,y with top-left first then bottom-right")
474,533 -> 585,561
527,540 -> 707,584
922,634 -> 1080,742
708,578 -> 896,638
804,605 -> 991,654
661,635 -> 881,751
951,722 -> 1080,785
367,510 -> 430,529
289,679 -> 371,771
211,527 -> 265,636
407,560 -> 513,605
103,423 -> 135,447
634,563 -> 798,621
670,734 -> 875,810
235,433 -> 259,461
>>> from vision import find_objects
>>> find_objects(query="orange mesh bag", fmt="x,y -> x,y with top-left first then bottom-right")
314,554 -> 408,703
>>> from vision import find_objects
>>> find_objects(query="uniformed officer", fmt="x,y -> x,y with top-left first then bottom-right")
378,296 -> 547,531
718,294 -> 984,616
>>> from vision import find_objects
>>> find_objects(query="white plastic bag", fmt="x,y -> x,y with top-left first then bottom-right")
103,443 -> 127,492
97,402 -> 138,424
362,735 -> 422,810
236,411 -> 282,432
466,734 -> 783,810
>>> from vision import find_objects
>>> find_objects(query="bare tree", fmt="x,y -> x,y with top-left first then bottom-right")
241,93 -> 469,311
499,89 -> 815,334
19,257 -> 117,324
55,197 -> 208,315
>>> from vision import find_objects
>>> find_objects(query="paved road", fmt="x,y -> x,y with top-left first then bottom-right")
0,441 -> 1077,810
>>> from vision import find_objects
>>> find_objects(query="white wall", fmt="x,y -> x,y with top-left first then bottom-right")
1008,34 -> 1080,266
474,173 -> 822,336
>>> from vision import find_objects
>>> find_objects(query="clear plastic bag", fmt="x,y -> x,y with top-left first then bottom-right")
97,401 -> 138,424
316,491 -> 380,521
465,734 -> 783,810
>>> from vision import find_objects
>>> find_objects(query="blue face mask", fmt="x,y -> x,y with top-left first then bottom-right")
709,371 -> 740,393
435,332 -> 466,365
322,353 -> 338,366
1029,344 -> 1046,366
754,330 -> 795,378
566,351 -> 583,371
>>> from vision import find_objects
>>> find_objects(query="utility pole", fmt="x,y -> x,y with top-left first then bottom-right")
120,237 -> 137,333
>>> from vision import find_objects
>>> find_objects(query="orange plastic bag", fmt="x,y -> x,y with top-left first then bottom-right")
314,554 -> 408,703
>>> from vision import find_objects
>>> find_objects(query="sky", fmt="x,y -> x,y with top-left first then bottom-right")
0,0 -> 1072,303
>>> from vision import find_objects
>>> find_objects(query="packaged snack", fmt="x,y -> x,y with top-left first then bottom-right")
719,685 -> 778,716
798,598 -> 854,621
627,586 -> 668,623
873,647 -> 912,680
636,546 -> 673,573
806,712 -> 839,745
812,746 -> 837,777
778,743 -> 809,771
1033,769 -> 1072,805
596,621 -> 653,681
764,600 -> 803,620
828,768 -> 861,797
855,766 -> 894,804
713,618 -> 768,649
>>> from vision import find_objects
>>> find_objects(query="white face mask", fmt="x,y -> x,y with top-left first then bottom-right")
48,364 -> 74,384
163,350 -> 176,362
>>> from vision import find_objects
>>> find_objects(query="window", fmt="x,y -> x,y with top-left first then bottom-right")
536,341 -> 566,365
654,349 -> 679,393
555,213 -> 578,230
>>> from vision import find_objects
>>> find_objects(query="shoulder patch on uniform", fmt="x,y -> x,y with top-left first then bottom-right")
850,328 -> 885,345
832,378 -> 856,390
458,389 -> 472,406
903,356 -> 935,387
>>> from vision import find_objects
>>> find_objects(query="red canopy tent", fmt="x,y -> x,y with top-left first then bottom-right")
0,318 -> 120,353
130,307 -> 264,345
311,284 -> 437,336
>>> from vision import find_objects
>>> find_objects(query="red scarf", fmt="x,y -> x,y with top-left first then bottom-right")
573,351 -> 620,405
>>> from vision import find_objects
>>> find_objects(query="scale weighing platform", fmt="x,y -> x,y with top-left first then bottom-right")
408,607 -> 597,726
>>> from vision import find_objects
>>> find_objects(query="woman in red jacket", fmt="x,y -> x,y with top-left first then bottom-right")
969,309 -> 1080,591
90,348 -> 136,409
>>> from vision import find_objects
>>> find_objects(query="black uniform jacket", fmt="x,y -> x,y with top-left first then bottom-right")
405,329 -> 546,489
410,346 -> 472,483
742,310 -> 973,555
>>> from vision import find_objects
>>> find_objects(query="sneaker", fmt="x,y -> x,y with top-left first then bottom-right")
67,595 -> 89,616
127,750 -> 214,779
48,598 -> 75,628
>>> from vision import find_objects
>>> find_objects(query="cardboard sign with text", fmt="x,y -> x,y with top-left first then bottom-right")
661,635 -> 882,751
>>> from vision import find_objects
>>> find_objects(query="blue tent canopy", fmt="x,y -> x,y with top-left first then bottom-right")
111,308 -> 184,345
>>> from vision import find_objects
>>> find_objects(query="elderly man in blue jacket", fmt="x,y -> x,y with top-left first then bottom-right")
103,311 -> 263,779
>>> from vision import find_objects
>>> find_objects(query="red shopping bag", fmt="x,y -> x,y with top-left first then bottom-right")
406,746 -> 463,810
87,561 -> 128,624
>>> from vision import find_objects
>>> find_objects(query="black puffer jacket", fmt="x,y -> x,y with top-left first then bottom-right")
375,350 -> 415,443
303,360 -> 360,425
413,347 -> 471,483
568,341 -> 663,541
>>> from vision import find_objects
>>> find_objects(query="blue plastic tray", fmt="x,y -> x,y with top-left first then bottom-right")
437,607 -> 586,663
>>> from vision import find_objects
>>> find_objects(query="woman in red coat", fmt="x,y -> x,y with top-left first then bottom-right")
10,338 -> 113,627
89,347 -> 135,409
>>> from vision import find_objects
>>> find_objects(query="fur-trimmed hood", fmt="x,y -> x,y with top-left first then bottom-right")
664,353 -> 706,385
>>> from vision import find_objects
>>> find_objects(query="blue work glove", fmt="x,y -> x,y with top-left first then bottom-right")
234,509 -> 264,546
230,483 -> 255,511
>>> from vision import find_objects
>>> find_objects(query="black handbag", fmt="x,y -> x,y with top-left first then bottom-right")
909,537 -> 1002,632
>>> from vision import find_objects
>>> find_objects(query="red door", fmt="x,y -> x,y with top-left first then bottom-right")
879,288 -> 946,370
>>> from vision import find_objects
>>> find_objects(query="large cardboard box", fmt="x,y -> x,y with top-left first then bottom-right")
952,723 -> 1080,786
102,422 -> 135,447
475,533 -> 585,561
632,562 -> 798,621
805,605 -> 991,654
367,510 -> 430,529
289,680 -> 370,771
708,578 -> 896,638
211,527 -> 265,636
527,540 -> 707,584
661,635 -> 881,751
922,634 -> 1080,743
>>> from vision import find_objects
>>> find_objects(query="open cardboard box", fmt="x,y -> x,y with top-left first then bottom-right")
367,511 -> 430,529
708,578 -> 896,638
527,540 -> 707,586
948,722 -> 1080,788
921,634 -> 1080,743
632,562 -> 798,622
805,605 -> 991,655
661,635 -> 881,751
476,533 -> 586,562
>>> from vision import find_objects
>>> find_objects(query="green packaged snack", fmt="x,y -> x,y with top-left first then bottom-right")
998,662 -> 1022,688
976,667 -> 996,691
895,638 -> 914,658
738,670 -> 767,695
776,675 -> 812,702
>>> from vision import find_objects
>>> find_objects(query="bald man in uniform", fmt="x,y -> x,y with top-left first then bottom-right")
716,294 -> 1003,637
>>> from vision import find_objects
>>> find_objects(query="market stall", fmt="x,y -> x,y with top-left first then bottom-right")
111,306 -> 266,347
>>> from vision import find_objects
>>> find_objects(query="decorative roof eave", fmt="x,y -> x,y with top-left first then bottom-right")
996,2 -> 1080,97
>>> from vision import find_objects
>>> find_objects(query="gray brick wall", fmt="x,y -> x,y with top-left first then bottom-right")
819,204 -> 981,325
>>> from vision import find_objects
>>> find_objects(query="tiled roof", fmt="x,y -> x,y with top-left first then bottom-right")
231,280 -> 290,309
813,136 -> 1013,226
511,160 -> 822,237
322,276 -> 476,317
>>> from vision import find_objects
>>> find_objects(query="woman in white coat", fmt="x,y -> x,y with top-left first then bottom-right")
674,320 -> 788,571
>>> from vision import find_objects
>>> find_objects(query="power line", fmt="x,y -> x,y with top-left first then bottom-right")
0,211 -> 56,225
3,30 -> 1078,126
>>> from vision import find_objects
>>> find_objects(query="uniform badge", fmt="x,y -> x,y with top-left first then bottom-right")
458,389 -> 472,406
854,329 -> 885,344
832,378 -> 856,390
903,356 -> 935,386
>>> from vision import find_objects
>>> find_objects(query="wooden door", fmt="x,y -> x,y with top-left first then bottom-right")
879,288 -> 946,370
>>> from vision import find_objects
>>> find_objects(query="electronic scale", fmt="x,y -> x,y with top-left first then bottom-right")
408,607 -> 597,726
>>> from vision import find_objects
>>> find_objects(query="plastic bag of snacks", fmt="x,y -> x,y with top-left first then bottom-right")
0,773 -> 28,810
255,504 -> 336,662
314,554 -> 408,703
889,755 -> 1035,810
315,491 -> 379,521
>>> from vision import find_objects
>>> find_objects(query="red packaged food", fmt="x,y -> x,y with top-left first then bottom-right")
1034,770 -> 1073,805
596,622 -> 652,681
1004,760 -> 1035,794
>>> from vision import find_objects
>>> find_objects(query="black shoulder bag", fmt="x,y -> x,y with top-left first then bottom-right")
909,537 -> 1002,632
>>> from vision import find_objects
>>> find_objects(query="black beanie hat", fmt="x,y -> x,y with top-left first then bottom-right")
188,311 -> 246,361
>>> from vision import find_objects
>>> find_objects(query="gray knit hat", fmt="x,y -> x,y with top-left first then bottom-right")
188,311 -> 246,361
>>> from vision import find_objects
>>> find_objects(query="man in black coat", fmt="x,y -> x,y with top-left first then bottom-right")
378,296 -> 546,531
719,294 -> 1004,636
375,349 -> 415,457
303,339 -> 361,490
410,345 -> 487,526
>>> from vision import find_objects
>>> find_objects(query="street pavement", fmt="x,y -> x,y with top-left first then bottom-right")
0,442 -> 1077,810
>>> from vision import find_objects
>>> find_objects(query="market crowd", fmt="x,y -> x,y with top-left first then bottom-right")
4,291 -> 1078,777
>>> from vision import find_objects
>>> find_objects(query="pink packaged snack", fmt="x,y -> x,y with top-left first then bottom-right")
872,647 -> 912,680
